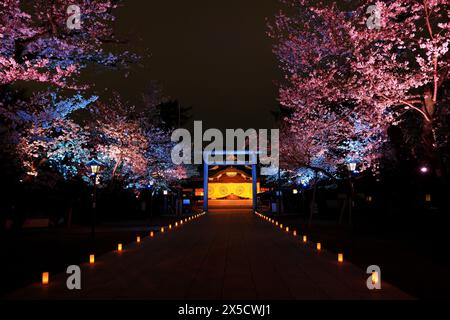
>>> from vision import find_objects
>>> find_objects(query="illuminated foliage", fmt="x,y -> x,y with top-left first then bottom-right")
269,0 -> 450,176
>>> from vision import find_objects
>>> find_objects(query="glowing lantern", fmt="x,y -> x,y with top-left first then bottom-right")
163,190 -> 168,195
180,220 -> 184,225
293,189 -> 298,194
161,227 -> 165,233
117,243 -> 123,252
338,253 -> 344,263
347,162 -> 357,172
280,224 -> 283,229
175,222 -> 178,227
89,254 -> 95,264
316,243 -> 321,251
303,236 -> 307,243
137,236 -> 141,243
286,227 -> 289,232
150,231 -> 154,237
420,166 -> 429,174
293,230 -> 297,236
275,222 -> 279,226
372,271 -> 379,285
425,194 -> 431,202
169,224 -> 172,230
42,272 -> 49,285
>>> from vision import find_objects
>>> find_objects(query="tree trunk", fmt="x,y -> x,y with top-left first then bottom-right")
308,181 -> 317,227
421,120 -> 446,178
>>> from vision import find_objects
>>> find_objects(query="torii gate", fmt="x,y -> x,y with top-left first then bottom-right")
203,150 -> 258,213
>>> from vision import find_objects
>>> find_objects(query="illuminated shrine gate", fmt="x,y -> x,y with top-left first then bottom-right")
203,150 -> 258,213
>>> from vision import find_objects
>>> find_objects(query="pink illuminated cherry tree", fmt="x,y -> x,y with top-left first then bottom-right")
269,0 -> 450,175
0,0 -> 131,88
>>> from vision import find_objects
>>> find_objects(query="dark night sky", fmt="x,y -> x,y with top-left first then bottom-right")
89,0 -> 282,131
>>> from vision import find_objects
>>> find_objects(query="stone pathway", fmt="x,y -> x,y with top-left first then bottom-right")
7,210 -> 412,300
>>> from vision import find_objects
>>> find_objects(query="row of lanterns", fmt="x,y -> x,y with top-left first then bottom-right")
255,212 -> 344,264
255,212 -> 380,286
41,212 -> 206,285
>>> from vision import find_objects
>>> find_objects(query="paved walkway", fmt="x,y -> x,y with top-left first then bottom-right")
8,209 -> 411,300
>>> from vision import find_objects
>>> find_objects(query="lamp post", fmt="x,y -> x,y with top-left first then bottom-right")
163,189 -> 169,214
346,162 -> 356,225
87,159 -> 103,242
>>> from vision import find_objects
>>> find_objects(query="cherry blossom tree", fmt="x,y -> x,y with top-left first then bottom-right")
14,94 -> 97,180
15,93 -> 190,190
1,0 -> 131,88
269,0 -> 450,175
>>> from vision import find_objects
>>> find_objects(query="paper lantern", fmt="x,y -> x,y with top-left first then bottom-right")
118,243 -> 123,252
89,254 -> 95,264
338,253 -> 344,263
425,194 -> 431,202
42,272 -> 49,285
293,230 -> 297,237
280,224 -> 283,229
150,231 -> 154,237
169,224 -> 172,230
316,243 -> 321,251
175,222 -> 178,227
286,227 -> 289,232
372,271 -> 379,285
137,236 -> 141,243
303,235 -> 307,243
161,227 -> 165,233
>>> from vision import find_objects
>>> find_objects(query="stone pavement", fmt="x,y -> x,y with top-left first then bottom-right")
7,209 -> 412,300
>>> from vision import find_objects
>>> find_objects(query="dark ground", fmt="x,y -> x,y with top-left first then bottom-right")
273,214 -> 450,299
0,216 -> 188,296
3,203 -> 449,299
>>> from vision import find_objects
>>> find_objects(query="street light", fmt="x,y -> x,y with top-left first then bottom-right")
343,162 -> 357,225
347,162 -> 357,172
87,159 -> 103,242
420,166 -> 429,174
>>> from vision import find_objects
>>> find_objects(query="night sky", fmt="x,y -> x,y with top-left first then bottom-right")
88,0 -> 282,131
